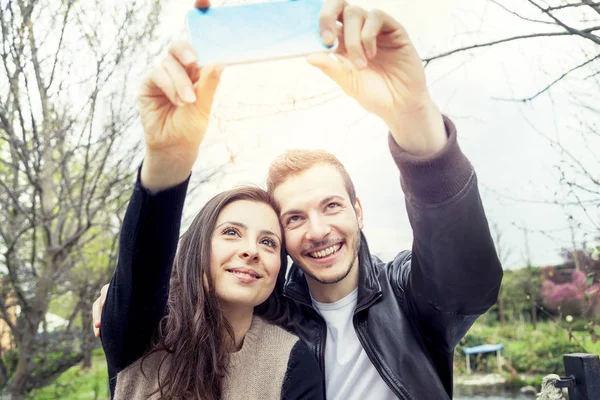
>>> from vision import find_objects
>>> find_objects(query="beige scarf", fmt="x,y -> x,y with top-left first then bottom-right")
114,316 -> 300,399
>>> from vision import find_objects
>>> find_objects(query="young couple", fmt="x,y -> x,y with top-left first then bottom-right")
93,0 -> 503,398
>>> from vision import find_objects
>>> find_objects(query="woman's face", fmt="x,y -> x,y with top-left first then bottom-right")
210,200 -> 283,309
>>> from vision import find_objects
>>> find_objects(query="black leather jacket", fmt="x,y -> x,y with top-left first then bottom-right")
283,172 -> 503,400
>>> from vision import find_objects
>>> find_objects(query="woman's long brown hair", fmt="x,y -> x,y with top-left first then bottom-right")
141,186 -> 291,399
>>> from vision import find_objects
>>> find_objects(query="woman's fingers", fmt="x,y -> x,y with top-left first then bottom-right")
162,54 -> 197,104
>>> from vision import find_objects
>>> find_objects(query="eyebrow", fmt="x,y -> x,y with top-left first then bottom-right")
215,221 -> 282,243
280,195 -> 347,220
320,195 -> 346,207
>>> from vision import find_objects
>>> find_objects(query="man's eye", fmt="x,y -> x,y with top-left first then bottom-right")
287,216 -> 301,224
327,202 -> 340,209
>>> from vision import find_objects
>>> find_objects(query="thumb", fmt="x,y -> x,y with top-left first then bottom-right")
192,63 -> 224,116
307,53 -> 354,95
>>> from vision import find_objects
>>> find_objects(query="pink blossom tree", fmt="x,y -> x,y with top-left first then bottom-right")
541,270 -> 600,317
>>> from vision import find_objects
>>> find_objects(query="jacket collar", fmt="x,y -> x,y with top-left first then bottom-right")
283,232 -> 383,310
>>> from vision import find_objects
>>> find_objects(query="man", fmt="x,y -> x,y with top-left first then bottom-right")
94,0 -> 503,398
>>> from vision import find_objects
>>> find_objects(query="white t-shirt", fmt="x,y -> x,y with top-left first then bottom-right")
312,288 -> 397,400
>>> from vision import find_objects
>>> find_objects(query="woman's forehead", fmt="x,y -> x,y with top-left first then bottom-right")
216,200 -> 281,234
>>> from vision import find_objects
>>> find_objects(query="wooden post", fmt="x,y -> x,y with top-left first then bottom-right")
496,349 -> 503,372
562,353 -> 600,400
466,354 -> 471,375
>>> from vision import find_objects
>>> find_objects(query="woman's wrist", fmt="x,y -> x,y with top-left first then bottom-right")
140,149 -> 197,194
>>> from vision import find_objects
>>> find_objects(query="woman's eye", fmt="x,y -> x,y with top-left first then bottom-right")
260,238 -> 277,248
222,227 -> 240,236
327,202 -> 340,209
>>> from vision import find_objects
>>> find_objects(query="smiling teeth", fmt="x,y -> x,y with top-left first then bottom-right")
310,244 -> 341,259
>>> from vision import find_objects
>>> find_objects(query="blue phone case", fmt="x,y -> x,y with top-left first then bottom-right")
186,0 -> 336,66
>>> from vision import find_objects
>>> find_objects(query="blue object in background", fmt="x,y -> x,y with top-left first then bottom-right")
463,344 -> 504,355
463,343 -> 505,374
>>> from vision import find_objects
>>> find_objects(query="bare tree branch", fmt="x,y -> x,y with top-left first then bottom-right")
490,0 -> 556,25
424,28 -> 600,64
491,54 -> 600,102
527,0 -> 600,45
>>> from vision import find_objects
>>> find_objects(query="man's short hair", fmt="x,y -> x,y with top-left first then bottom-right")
266,149 -> 357,205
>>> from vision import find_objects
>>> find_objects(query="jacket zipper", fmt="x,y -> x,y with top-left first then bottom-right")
284,291 -> 328,393
315,309 -> 327,380
354,294 -> 413,400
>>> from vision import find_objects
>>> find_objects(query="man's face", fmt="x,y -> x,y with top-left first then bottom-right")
273,164 -> 363,285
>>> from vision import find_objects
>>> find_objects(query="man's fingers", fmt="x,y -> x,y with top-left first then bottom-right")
307,53 -> 355,96
92,298 -> 101,337
100,283 -> 109,298
321,3 -> 404,65
93,284 -> 109,338
333,22 -> 347,55
195,0 -> 210,9
92,298 -> 100,325
319,0 -> 347,46
342,6 -> 367,68
361,10 -> 386,60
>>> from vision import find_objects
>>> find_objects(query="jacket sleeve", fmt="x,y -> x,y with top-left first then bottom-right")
388,116 -> 503,352
281,340 -> 325,400
100,166 -> 189,394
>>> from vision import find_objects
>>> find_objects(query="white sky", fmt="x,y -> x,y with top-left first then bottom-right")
153,0 -> 600,269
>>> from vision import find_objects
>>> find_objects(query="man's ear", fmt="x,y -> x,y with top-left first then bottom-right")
354,198 -> 364,230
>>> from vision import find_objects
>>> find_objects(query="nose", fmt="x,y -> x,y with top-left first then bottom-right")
238,241 -> 260,263
305,215 -> 331,242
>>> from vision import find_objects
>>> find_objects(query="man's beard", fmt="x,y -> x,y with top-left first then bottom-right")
297,231 -> 361,285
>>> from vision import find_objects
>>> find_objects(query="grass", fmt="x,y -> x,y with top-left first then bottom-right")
23,320 -> 600,398
28,348 -> 109,400
454,320 -> 600,382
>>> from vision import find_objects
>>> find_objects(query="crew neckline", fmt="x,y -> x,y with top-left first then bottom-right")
312,287 -> 358,311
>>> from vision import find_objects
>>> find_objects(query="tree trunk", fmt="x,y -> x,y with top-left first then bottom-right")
0,344 -> 9,389
9,325 -> 37,399
80,300 -> 93,370
498,292 -> 505,327
531,300 -> 538,330
9,272 -> 53,397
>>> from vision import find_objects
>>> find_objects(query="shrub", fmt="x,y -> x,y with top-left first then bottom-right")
541,270 -> 600,317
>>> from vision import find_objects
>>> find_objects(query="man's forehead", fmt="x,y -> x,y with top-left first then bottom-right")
273,164 -> 349,212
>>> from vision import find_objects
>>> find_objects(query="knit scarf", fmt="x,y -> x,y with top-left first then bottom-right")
113,316 -> 299,399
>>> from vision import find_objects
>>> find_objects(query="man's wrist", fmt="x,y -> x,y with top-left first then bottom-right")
386,99 -> 447,157
387,115 -> 473,204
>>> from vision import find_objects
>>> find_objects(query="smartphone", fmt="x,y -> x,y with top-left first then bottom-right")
186,0 -> 337,66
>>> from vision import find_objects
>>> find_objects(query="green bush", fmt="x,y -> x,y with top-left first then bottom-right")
505,375 -> 542,388
28,351 -> 109,400
569,319 -> 591,332
3,348 -> 19,377
455,320 -> 594,376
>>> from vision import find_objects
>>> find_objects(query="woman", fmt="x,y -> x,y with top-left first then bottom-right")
100,39 -> 324,399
